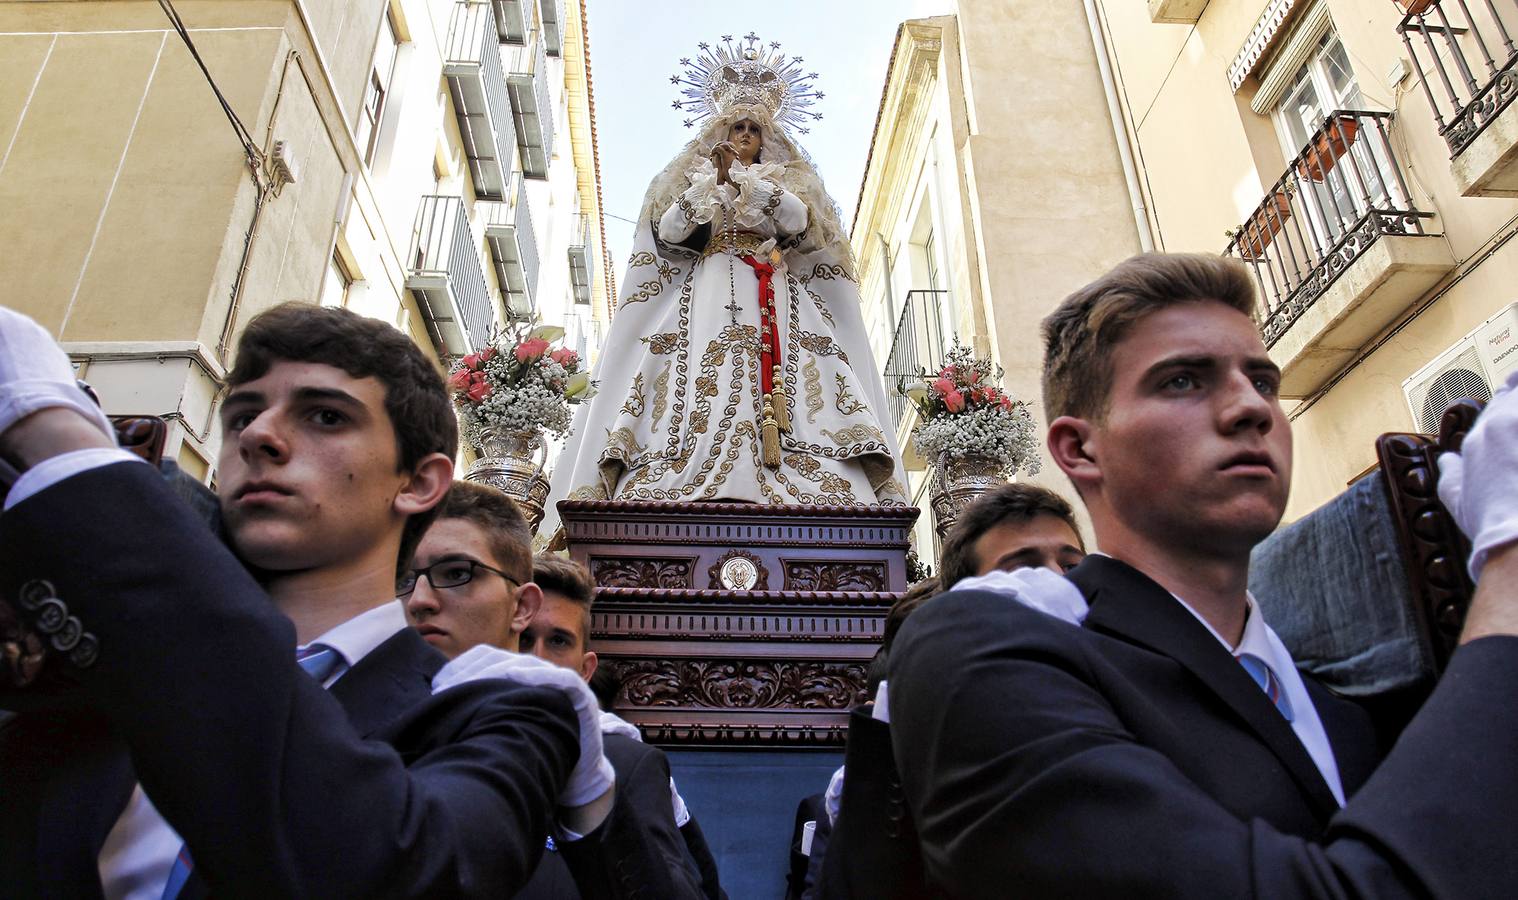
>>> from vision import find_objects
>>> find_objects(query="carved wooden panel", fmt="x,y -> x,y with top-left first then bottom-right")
1376,399 -> 1482,670
783,560 -> 888,592
610,657 -> 866,711
589,556 -> 696,589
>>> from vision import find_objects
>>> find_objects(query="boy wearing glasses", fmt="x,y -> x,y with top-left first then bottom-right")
401,480 -> 542,658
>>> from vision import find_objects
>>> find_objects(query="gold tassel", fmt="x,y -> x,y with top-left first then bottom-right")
771,365 -> 791,432
761,398 -> 781,469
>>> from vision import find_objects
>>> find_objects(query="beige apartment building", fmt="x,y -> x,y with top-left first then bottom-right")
858,0 -> 1518,552
0,0 -> 612,481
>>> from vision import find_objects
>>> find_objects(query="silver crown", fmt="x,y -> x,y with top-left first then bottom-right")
670,33 -> 824,134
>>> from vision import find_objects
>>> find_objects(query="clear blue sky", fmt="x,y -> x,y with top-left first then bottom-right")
584,0 -> 950,281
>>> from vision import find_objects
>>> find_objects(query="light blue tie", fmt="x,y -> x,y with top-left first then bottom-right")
160,644 -> 344,898
1236,652 -> 1294,722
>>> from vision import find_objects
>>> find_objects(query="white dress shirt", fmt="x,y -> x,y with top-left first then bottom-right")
1169,591 -> 1347,807
96,601 -> 410,899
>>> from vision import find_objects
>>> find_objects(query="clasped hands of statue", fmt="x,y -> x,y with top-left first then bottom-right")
709,141 -> 741,186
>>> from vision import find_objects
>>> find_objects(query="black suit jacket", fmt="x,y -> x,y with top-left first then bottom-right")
0,462 -> 580,897
889,554 -> 1518,898
518,733 -> 709,899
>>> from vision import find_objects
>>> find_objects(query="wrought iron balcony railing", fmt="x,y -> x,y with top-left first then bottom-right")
479,173 -> 540,319
1222,110 -> 1433,348
506,33 -> 555,178
568,214 -> 593,305
406,195 -> 495,355
881,289 -> 951,431
443,1 -> 517,200
1398,0 -> 1518,155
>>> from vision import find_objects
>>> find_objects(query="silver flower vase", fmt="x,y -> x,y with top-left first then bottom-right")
928,452 -> 1007,539
465,425 -> 551,532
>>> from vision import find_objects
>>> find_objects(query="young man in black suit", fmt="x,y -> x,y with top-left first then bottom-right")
406,515 -> 719,900
887,253 -> 1518,898
0,303 -> 611,896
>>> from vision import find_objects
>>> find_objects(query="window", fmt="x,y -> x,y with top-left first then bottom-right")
320,253 -> 353,308
1271,30 -> 1395,243
355,10 -> 400,166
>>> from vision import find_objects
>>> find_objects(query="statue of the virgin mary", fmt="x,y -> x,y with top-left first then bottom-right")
545,35 -> 908,529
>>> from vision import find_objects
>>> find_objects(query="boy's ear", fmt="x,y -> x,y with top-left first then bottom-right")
394,452 -> 454,517
1048,416 -> 1101,495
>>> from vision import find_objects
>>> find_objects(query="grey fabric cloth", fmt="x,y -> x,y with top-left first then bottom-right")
158,459 -> 222,540
1249,472 -> 1436,696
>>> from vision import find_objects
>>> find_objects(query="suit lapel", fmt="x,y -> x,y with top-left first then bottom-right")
328,627 -> 445,738
1073,556 -> 1341,819
175,630 -> 447,900
1303,677 -> 1378,797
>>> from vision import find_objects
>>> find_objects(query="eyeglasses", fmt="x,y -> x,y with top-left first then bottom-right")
397,558 -> 518,597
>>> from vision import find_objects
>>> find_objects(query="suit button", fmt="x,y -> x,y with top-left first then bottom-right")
50,616 -> 83,651
70,633 -> 99,669
35,598 -> 67,634
18,579 -> 56,611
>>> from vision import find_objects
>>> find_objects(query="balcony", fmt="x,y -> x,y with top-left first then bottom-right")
492,0 -> 526,43
479,174 -> 540,319
540,0 -> 565,56
1398,0 -> 1518,195
881,289 -> 950,459
1149,0 -> 1207,24
1224,110 -> 1455,396
406,195 -> 496,355
568,214 -> 594,305
443,1 -> 517,201
506,34 -> 555,178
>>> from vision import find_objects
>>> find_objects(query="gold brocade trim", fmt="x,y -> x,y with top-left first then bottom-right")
652,362 -> 671,424
702,230 -> 769,259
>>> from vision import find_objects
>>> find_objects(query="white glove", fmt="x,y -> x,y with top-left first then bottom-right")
950,566 -> 1089,625
1438,369 -> 1518,581
669,778 -> 691,828
434,645 -> 616,806
598,709 -> 643,742
0,306 -> 114,446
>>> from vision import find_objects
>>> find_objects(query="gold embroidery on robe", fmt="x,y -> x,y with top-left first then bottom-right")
652,362 -> 671,425
835,374 -> 867,416
621,372 -> 647,418
803,358 -> 824,424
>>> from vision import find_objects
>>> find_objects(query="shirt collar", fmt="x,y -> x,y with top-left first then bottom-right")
298,600 -> 409,670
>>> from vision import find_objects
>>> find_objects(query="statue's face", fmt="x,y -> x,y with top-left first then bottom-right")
728,118 -> 763,164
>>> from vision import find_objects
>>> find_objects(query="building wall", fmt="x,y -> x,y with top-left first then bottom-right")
0,0 -> 608,480
852,9 -> 1140,555
1097,0 -> 1518,518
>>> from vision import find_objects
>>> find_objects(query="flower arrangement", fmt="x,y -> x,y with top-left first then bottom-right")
446,323 -> 597,447
906,343 -> 1041,477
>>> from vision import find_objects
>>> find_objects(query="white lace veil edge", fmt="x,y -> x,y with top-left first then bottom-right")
635,105 -> 856,278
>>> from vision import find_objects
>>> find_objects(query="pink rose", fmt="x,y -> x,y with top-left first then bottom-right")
943,390 -> 966,413
480,347 -> 497,363
550,347 -> 579,368
446,368 -> 473,391
465,378 -> 491,403
931,377 -> 957,398
1000,396 -> 1013,412
515,338 -> 550,363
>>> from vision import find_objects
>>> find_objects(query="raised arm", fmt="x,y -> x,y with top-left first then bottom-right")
657,159 -> 730,245
888,589 -> 1518,898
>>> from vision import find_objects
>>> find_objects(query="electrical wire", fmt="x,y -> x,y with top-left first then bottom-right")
156,0 -> 261,165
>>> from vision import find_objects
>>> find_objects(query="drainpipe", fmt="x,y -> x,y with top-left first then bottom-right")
1083,0 -> 1155,253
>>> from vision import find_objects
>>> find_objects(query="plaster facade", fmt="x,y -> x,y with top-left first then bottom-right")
0,0 -> 611,479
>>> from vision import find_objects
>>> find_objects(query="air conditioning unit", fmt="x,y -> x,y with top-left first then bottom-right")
1403,301 -> 1518,433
